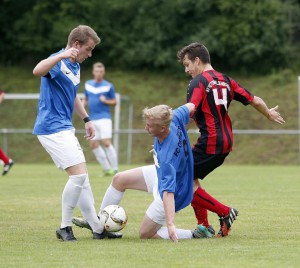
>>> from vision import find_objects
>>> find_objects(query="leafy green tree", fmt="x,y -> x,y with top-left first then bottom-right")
0,0 -> 298,73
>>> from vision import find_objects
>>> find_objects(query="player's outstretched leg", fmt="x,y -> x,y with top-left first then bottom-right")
217,207 -> 239,237
72,216 -> 123,239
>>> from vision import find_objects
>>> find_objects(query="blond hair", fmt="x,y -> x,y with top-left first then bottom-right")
93,62 -> 105,69
143,105 -> 173,127
67,25 -> 101,46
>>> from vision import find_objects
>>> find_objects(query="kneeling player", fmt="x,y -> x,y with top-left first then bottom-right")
73,103 -> 214,241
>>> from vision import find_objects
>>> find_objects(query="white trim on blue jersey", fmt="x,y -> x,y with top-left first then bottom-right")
60,61 -> 80,86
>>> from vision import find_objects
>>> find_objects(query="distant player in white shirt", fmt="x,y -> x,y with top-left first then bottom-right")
83,63 -> 118,175
32,25 -> 121,241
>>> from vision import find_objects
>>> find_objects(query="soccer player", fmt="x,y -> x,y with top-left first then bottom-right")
177,42 -> 285,237
73,103 -> 214,241
83,62 -> 118,176
32,25 -> 121,241
0,89 -> 14,176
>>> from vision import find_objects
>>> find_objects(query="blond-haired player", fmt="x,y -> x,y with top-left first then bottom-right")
73,103 -> 214,241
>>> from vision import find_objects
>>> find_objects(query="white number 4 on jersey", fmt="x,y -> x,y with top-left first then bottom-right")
213,88 -> 228,110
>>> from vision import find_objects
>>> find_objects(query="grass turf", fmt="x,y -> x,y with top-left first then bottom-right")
0,164 -> 299,267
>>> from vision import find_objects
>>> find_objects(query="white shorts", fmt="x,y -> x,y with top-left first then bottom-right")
37,129 -> 86,170
142,165 -> 166,225
92,119 -> 112,140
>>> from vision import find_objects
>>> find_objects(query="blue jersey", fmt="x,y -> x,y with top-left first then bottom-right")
84,80 -> 116,120
153,105 -> 194,212
33,49 -> 80,135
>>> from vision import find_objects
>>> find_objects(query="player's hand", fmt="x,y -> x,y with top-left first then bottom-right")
167,224 -> 178,243
99,95 -> 107,103
62,48 -> 79,61
84,121 -> 95,140
268,105 -> 285,125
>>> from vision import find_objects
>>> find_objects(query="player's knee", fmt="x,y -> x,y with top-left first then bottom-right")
111,172 -> 126,191
101,139 -> 111,148
139,229 -> 152,239
89,141 -> 99,149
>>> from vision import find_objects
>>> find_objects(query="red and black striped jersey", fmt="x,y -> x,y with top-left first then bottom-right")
187,69 -> 254,155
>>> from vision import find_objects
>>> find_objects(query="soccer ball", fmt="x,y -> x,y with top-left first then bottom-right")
100,205 -> 128,232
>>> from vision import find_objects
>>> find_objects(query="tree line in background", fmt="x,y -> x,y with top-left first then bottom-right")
0,0 -> 299,74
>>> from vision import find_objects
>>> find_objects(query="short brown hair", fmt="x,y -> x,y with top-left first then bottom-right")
143,105 -> 173,128
67,25 -> 101,46
93,62 -> 105,69
177,42 -> 210,64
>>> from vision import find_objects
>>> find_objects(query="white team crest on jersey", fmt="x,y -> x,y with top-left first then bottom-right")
85,83 -> 111,94
60,61 -> 80,86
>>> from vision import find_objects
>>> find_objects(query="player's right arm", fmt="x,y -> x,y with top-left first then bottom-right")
163,191 -> 178,243
32,48 -> 79,77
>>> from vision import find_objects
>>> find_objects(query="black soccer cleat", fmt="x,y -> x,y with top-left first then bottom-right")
217,207 -> 239,237
72,217 -> 123,239
56,226 -> 77,242
93,230 -> 123,240
2,159 -> 14,176
72,217 -> 92,231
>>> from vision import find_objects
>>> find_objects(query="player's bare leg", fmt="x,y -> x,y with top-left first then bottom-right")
139,215 -> 162,239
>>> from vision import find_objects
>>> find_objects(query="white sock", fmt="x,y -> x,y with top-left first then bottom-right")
77,174 -> 104,234
156,227 -> 193,240
98,184 -> 124,215
104,144 -> 118,170
61,174 -> 85,228
93,147 -> 111,170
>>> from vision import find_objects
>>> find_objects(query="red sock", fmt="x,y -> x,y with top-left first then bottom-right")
193,187 -> 230,217
0,148 -> 9,164
191,202 -> 210,227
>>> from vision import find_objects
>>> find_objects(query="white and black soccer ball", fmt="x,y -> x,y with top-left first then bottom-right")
100,205 -> 128,232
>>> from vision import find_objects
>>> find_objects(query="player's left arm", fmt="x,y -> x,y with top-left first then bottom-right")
163,191 -> 178,243
74,95 -> 95,140
250,96 -> 285,124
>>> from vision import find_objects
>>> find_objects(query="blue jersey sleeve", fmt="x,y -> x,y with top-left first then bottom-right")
173,105 -> 190,126
159,162 -> 176,193
108,84 -> 116,99
49,62 -> 60,79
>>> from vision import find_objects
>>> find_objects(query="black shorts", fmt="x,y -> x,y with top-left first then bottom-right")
193,151 -> 229,180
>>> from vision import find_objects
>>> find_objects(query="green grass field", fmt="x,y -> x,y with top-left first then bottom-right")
0,164 -> 299,268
